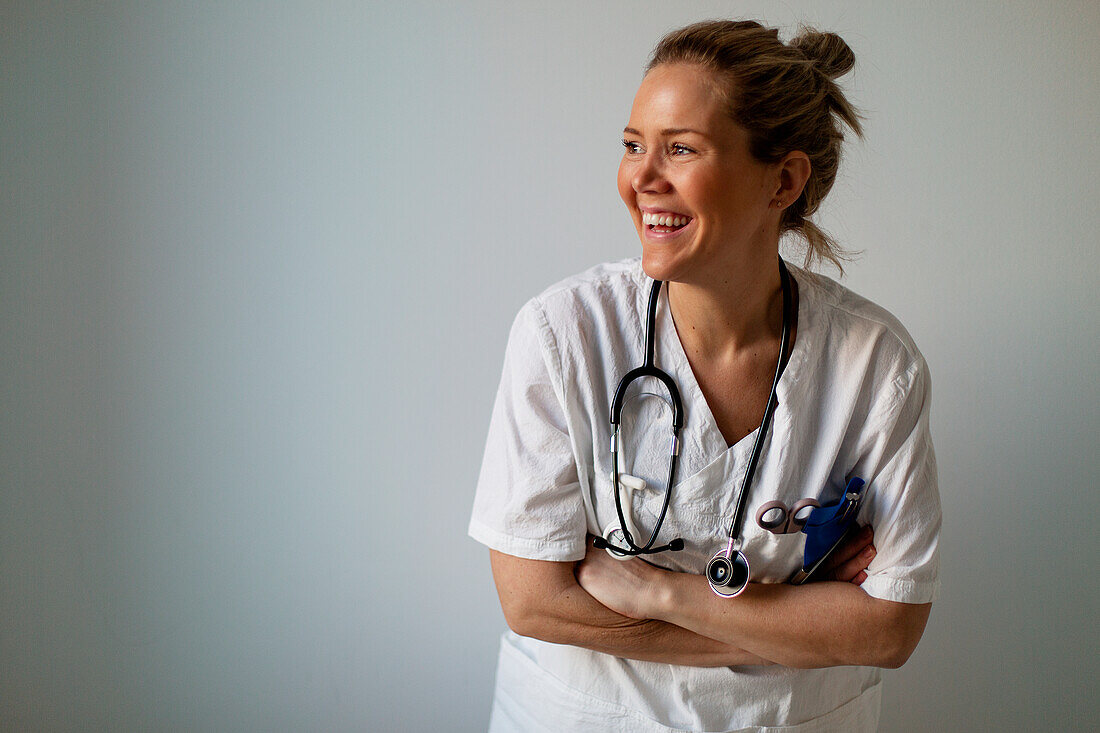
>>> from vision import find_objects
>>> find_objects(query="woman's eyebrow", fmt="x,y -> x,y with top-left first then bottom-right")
623,126 -> 706,137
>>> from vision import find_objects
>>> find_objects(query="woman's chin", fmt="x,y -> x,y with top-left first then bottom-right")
640,249 -> 688,283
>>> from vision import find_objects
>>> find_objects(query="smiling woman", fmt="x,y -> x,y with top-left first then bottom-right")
468,18 -> 940,733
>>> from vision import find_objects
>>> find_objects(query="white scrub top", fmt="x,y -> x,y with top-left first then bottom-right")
469,258 -> 940,732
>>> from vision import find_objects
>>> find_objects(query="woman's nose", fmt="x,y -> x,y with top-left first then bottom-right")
632,154 -> 671,194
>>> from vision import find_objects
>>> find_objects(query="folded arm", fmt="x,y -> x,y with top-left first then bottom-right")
489,526 -> 879,668
661,571 -> 931,669
489,550 -> 769,667
575,542 -> 930,669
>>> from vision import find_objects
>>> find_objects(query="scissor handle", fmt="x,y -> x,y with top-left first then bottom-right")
755,501 -> 788,532
788,498 -> 822,529
756,498 -> 822,534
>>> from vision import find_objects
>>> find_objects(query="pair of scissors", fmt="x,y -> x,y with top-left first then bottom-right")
753,478 -> 867,584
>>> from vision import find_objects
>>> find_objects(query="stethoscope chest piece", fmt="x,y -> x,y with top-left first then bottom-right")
707,539 -> 751,597
601,522 -> 632,560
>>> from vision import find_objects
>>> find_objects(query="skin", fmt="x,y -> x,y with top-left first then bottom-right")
574,538 -> 930,669
490,62 -> 931,669
490,527 -> 877,668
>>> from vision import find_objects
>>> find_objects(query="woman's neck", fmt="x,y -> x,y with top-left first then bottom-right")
666,253 -> 786,360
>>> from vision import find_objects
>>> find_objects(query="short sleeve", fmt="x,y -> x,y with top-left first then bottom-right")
858,358 -> 942,604
468,300 -> 587,562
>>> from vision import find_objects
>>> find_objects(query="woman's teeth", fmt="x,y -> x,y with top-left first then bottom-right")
642,212 -> 690,228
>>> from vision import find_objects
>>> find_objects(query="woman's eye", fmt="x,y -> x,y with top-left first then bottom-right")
622,139 -> 643,154
670,143 -> 694,155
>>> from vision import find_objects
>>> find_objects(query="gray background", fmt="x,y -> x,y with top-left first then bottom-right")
3,1 -> 1098,730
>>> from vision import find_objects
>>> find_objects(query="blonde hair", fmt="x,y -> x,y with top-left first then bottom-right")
647,20 -> 863,272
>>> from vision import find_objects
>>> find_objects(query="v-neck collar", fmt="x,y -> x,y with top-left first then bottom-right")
632,260 -> 815,478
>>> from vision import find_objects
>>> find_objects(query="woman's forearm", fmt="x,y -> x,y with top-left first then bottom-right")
490,549 -> 770,667
575,543 -> 929,669
655,571 -> 930,669
520,581 -> 771,667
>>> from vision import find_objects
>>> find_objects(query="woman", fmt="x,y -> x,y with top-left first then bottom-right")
469,19 -> 940,732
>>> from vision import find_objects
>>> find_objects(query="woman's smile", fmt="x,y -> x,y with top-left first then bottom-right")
640,207 -> 694,237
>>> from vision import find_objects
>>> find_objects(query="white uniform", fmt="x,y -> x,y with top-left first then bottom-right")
469,258 -> 940,732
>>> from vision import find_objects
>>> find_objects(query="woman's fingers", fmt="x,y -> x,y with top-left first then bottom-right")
829,543 -> 876,584
815,524 -> 874,582
818,524 -> 871,570
576,535 -> 662,618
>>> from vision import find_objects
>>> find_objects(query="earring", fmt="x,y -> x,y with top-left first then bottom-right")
774,199 -> 784,208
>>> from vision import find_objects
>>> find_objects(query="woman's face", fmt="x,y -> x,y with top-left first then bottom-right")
617,63 -> 782,283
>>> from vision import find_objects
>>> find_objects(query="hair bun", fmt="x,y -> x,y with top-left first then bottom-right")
791,29 -> 855,79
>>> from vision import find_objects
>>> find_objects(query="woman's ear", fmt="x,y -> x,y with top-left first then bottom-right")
775,151 -> 811,204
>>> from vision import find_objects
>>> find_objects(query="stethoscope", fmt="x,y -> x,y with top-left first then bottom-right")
593,258 -> 795,597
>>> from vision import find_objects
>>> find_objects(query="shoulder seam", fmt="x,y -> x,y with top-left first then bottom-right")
811,289 -> 923,365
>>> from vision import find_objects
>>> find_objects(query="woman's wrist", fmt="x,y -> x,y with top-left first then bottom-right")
648,565 -> 687,623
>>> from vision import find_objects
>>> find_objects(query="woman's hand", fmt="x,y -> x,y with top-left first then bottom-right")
575,540 -> 669,620
814,524 -> 876,585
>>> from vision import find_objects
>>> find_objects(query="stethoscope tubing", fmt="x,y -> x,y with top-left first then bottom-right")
601,258 -> 794,559
609,280 -> 684,430
721,260 -> 794,542
608,436 -> 681,554
605,278 -> 683,555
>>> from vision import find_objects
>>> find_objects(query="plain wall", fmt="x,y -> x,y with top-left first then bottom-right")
2,1 -> 1097,730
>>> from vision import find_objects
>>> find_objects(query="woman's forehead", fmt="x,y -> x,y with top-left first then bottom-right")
628,64 -> 736,136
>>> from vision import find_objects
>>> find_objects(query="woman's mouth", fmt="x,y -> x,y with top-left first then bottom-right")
641,211 -> 692,234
